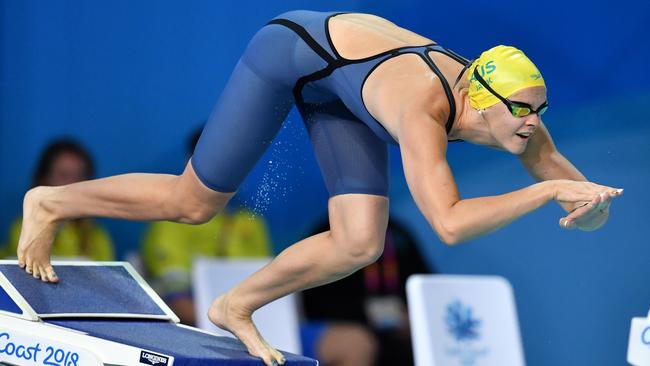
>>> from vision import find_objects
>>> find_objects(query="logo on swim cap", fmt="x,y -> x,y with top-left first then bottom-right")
469,61 -> 497,86
467,45 -> 545,110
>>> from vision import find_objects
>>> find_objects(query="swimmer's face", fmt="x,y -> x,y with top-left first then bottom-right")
47,151 -> 89,186
482,86 -> 547,155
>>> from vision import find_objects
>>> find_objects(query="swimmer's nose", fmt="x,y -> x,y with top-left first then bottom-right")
524,113 -> 540,128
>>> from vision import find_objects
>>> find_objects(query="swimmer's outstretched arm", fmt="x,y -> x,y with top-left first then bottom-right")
399,117 -> 621,245
18,162 -> 231,281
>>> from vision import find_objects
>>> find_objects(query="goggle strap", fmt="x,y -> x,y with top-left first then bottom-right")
453,58 -> 475,88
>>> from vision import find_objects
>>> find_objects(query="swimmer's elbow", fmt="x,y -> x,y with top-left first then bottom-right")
430,216 -> 462,246
437,229 -> 461,246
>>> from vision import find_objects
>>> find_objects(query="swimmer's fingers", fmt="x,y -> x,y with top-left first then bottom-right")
574,192 -> 612,226
559,194 -> 599,230
554,180 -> 623,204
561,192 -> 613,230
594,192 -> 613,213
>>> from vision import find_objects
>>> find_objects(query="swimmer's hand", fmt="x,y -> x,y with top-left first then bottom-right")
17,187 -> 60,283
553,180 -> 623,231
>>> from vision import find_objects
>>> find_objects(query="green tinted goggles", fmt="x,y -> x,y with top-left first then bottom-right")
473,68 -> 548,118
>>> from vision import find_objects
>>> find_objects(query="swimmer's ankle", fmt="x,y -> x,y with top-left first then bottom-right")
25,187 -> 61,223
221,291 -> 258,324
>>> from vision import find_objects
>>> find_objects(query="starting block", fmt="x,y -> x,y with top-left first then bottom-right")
0,260 -> 317,366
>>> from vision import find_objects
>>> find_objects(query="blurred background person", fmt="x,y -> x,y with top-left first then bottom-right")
2,139 -> 114,261
141,128 -> 273,326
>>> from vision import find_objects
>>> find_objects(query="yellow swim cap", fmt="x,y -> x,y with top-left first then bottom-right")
467,45 -> 545,110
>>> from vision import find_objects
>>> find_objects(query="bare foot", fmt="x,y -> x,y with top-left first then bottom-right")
17,187 -> 60,283
208,292 -> 285,366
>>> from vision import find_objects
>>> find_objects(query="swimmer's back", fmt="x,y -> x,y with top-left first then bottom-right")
328,13 -> 435,60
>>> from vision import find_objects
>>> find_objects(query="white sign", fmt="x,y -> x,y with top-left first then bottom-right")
407,275 -> 526,366
627,310 -> 650,366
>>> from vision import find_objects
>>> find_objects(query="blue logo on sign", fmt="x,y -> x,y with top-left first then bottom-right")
445,300 -> 481,341
642,326 -> 650,346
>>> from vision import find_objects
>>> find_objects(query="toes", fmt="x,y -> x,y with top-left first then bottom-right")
260,353 -> 275,366
35,266 -> 48,283
259,342 -> 284,365
32,263 -> 57,283
263,342 -> 284,364
44,266 -> 59,283
272,351 -> 285,365
24,254 -> 39,274
32,267 -> 41,279
247,344 -> 280,366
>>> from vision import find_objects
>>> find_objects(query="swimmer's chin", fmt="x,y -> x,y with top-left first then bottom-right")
482,138 -> 529,155
491,143 -> 527,155
507,138 -> 531,155
512,146 -> 528,155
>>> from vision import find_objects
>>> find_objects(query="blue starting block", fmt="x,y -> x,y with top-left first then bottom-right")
0,260 -> 318,366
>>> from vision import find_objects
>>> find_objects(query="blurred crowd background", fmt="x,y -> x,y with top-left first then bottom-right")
1,1 -> 649,365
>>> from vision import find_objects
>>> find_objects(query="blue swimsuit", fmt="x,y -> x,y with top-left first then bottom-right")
192,10 -> 469,197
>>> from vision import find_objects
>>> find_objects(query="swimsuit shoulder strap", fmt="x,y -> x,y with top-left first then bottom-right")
418,45 -> 469,134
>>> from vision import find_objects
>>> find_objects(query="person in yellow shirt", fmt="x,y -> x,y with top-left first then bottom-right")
141,128 -> 272,325
2,139 -> 114,261
6,219 -> 113,261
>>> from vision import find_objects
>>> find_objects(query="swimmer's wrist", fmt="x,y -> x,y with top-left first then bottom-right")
536,180 -> 558,202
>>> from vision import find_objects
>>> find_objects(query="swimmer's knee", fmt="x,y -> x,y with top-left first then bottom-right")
333,227 -> 386,268
328,194 -> 389,267
178,204 -> 220,225
169,168 -> 232,224
174,188 -> 229,225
